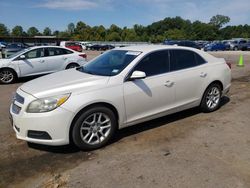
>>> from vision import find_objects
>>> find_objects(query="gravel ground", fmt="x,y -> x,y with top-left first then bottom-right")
0,50 -> 250,188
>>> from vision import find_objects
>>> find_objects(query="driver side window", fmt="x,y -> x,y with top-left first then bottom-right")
133,50 -> 170,77
23,48 -> 45,59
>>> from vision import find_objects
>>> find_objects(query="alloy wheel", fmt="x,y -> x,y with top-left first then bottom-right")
206,86 -> 221,109
80,112 -> 111,145
0,70 -> 14,83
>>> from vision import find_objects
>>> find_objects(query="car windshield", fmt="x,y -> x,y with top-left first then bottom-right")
78,50 -> 141,76
6,48 -> 31,59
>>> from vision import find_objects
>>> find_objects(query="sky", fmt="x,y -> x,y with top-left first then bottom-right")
0,0 -> 250,32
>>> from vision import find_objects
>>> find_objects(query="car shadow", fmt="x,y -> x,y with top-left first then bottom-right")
27,96 -> 230,153
17,75 -> 45,83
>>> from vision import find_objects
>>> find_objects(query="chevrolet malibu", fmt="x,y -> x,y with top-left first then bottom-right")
10,45 -> 231,150
0,46 -> 87,84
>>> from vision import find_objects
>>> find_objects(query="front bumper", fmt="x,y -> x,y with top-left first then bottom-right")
10,88 -> 75,146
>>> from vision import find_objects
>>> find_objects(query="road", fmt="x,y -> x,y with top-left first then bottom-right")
0,51 -> 250,188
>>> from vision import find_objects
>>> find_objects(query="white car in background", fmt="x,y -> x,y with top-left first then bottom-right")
10,45 -> 231,150
0,46 -> 87,84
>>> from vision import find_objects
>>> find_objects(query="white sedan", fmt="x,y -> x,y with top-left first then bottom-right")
0,46 -> 87,84
10,45 -> 231,150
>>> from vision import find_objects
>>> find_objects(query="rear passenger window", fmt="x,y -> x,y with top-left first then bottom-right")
62,49 -> 73,54
170,50 -> 205,71
134,50 -> 169,77
195,53 -> 206,65
45,48 -> 73,56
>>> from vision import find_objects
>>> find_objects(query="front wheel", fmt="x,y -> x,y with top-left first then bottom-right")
0,69 -> 17,84
72,106 -> 117,150
66,63 -> 79,69
200,83 -> 222,113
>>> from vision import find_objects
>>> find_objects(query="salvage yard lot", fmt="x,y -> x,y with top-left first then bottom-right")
0,50 -> 250,188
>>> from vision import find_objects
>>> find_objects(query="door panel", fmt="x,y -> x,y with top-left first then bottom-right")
169,49 -> 207,108
124,75 -> 175,124
123,50 -> 175,124
45,48 -> 68,72
16,48 -> 48,77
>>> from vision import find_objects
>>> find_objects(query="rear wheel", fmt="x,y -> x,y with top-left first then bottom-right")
200,83 -> 222,113
72,106 -> 117,150
0,69 -> 17,84
233,46 -> 238,51
66,63 -> 79,69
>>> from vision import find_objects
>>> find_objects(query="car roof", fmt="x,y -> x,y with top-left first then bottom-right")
30,45 -> 74,50
117,45 -> 218,62
117,45 -> 199,53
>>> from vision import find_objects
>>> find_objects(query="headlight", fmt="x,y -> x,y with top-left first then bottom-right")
26,94 -> 70,113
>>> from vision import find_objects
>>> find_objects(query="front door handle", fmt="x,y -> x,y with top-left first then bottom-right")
200,72 -> 207,78
164,81 -> 174,87
39,60 -> 45,63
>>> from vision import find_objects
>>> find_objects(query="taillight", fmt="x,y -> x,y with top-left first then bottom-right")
226,62 -> 231,69
79,54 -> 87,59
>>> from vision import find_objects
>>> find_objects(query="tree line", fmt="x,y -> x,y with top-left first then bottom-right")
0,15 -> 250,43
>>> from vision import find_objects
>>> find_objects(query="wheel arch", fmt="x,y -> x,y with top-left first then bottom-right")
200,80 -> 223,106
0,67 -> 18,78
65,62 -> 80,69
69,102 -> 119,143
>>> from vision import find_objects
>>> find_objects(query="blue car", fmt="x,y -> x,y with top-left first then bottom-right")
204,42 -> 226,51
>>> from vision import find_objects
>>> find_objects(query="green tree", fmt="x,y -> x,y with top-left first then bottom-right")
75,21 -> 91,40
164,29 -> 187,40
67,23 -> 75,34
0,23 -> 9,36
209,15 -> 230,28
27,27 -> 39,36
12,25 -> 24,36
43,27 -> 52,35
53,30 -> 60,36
106,32 -> 121,41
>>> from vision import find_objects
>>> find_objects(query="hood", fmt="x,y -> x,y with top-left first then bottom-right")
20,69 -> 110,98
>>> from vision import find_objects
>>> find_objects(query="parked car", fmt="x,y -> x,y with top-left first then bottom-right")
88,44 -> 104,51
0,46 -> 87,84
247,41 -> 250,51
10,45 -> 231,150
163,40 -> 200,49
2,43 -> 28,58
102,44 -> 115,50
0,41 -> 7,50
229,39 -> 248,51
88,44 -> 115,51
79,42 -> 92,50
204,42 -> 226,51
221,40 -> 231,50
60,41 -> 83,52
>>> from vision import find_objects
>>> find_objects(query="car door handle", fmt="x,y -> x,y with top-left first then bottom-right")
164,81 -> 174,87
200,72 -> 207,78
39,60 -> 45,63
63,57 -> 67,60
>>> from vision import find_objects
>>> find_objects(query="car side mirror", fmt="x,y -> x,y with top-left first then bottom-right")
129,71 -> 146,80
19,55 -> 26,60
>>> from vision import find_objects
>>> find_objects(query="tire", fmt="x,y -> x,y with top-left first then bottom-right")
0,68 -> 17,84
72,106 -> 117,150
233,46 -> 238,51
200,83 -> 222,113
66,63 -> 79,69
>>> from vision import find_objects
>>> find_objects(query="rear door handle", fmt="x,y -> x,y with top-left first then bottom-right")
164,81 -> 174,87
200,72 -> 207,78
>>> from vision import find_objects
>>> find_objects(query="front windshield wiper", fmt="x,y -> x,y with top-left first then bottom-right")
77,66 -> 95,75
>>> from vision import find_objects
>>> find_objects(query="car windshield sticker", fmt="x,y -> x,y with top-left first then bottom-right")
112,69 -> 119,73
126,51 -> 141,56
